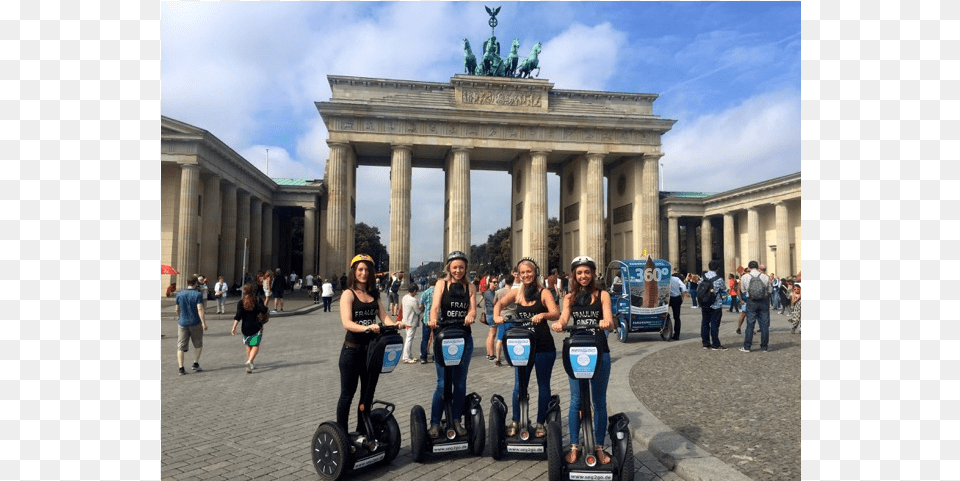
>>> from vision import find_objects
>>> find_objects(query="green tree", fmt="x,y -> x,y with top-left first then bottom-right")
547,217 -> 560,273
354,222 -> 389,272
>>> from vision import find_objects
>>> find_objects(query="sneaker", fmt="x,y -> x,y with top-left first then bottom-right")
245,361 -> 252,373
178,367 -> 186,376
191,363 -> 202,372
487,355 -> 496,361
702,345 -> 710,349
419,358 -> 427,364
428,424 -> 440,439
453,422 -> 467,437
739,347 -> 750,353
712,345 -> 727,351
761,348 -> 769,352
250,363 -> 255,370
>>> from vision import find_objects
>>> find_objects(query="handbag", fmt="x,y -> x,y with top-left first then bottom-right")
258,308 -> 270,324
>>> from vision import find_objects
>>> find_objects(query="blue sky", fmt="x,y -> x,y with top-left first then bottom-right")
161,1 -> 800,269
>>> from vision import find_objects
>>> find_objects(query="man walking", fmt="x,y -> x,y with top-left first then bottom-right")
389,271 -> 404,316
176,275 -> 207,375
668,272 -> 688,341
740,261 -> 772,353
699,260 -> 727,350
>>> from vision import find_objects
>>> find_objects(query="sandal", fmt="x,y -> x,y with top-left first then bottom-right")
428,424 -> 440,439
453,422 -> 467,437
506,420 -> 519,437
535,423 -> 546,438
596,445 -> 611,465
565,444 -> 579,464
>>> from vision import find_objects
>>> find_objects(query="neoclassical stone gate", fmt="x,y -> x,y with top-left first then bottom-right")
315,75 -> 676,281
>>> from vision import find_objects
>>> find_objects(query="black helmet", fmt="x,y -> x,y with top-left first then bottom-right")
570,255 -> 596,272
446,250 -> 468,264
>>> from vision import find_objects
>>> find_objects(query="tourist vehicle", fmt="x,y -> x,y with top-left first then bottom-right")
605,258 -> 673,342
310,325 -> 404,480
547,322 -> 634,481
409,317 -> 485,461
488,316 -> 561,460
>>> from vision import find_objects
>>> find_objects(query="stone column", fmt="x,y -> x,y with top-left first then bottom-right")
723,212 -> 736,277
250,198 -> 262,275
775,201 -> 791,277
667,214 -> 679,268
747,207 -> 760,264
236,191 -> 251,280
200,174 -> 221,280
585,153 -> 605,268
325,142 -> 352,276
446,147 -> 471,258
701,216 -> 713,272
219,183 -> 237,284
261,203 -> 273,274
641,155 -> 661,258
303,206 -> 317,279
389,145 -> 412,286
175,163 -> 200,282
528,150 -> 549,273
685,219 -> 698,274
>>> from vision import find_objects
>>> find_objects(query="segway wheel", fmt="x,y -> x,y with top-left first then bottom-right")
616,317 -> 628,343
616,433 -> 634,481
469,407 -> 486,456
660,314 -> 672,341
489,402 -> 506,460
410,405 -> 427,463
371,408 -> 401,464
312,422 -> 351,480
546,420 -> 562,481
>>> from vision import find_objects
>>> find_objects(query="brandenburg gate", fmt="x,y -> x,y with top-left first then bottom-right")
315,74 -> 676,278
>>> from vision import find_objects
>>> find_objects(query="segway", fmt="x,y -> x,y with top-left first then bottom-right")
311,325 -> 404,480
547,322 -> 634,481
410,317 -> 485,461
489,316 -> 561,459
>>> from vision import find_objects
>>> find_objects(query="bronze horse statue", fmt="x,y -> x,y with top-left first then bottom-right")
463,38 -> 477,75
504,38 -> 520,77
516,42 -> 542,78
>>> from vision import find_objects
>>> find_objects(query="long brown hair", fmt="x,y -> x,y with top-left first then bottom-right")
348,259 -> 379,297
242,283 -> 255,310
569,264 -> 598,305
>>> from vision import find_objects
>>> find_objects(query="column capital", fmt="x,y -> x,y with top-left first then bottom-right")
450,146 -> 472,153
178,161 -> 200,170
586,151 -> 605,159
643,153 -> 664,161
390,144 -> 413,153
304,206 -> 317,212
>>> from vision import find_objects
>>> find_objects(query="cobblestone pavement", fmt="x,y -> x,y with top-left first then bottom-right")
161,291 -> 687,481
629,308 -> 800,481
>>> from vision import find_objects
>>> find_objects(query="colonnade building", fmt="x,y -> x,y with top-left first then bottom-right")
160,74 -> 800,296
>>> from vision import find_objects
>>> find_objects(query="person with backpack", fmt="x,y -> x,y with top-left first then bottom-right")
697,260 -> 727,350
388,271 -> 404,316
739,261 -> 772,353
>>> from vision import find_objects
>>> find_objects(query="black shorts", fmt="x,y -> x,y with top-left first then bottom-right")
274,290 -> 284,299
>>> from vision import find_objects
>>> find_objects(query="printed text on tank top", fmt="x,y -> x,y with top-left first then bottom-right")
514,288 -> 546,321
441,281 -> 470,321
570,293 -> 602,326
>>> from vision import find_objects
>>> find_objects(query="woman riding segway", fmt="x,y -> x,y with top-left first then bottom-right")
491,257 -> 561,454
409,250 -> 485,461
310,254 -> 406,480
550,255 -> 634,481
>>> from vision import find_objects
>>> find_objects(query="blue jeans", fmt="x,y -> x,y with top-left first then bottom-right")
743,299 -> 770,350
700,307 -> 722,347
568,352 -> 611,445
430,335 -> 474,425
420,324 -> 431,360
771,289 -> 781,310
512,350 -> 556,424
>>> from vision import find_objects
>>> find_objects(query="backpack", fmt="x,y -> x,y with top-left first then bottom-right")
696,274 -> 718,307
390,278 -> 401,293
746,273 -> 769,301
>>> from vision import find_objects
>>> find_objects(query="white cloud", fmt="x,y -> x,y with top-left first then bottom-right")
539,23 -> 628,90
662,88 -> 800,193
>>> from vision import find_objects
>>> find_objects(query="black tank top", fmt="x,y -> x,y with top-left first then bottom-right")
515,288 -> 555,353
439,281 -> 472,335
569,292 -> 609,353
344,293 -> 379,346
